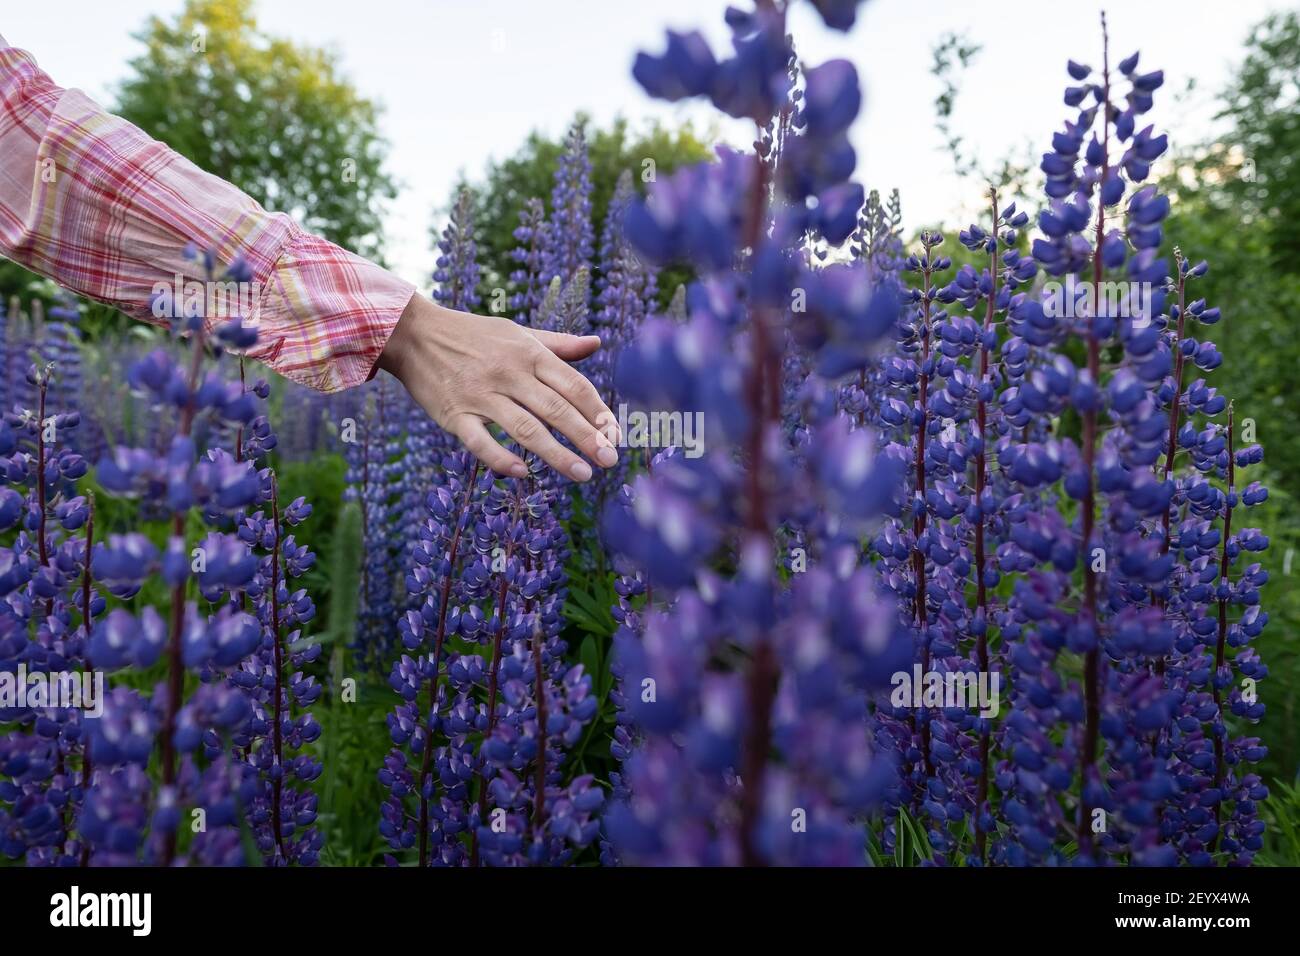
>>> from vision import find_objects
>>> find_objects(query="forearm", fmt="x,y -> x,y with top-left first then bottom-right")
0,35 -> 615,480
0,42 -> 413,391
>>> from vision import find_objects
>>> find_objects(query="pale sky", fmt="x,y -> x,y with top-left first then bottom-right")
2,0 -> 1289,284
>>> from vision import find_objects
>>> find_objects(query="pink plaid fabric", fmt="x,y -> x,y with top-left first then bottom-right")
0,44 -> 415,392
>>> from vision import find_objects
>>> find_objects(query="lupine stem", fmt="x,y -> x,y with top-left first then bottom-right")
76,492 -> 95,867
35,378 -> 49,571
914,243 -> 935,782
1159,256 -> 1189,541
234,359 -> 247,462
1153,254 -> 1190,678
269,475 -> 288,862
914,263 -> 932,632
1210,404 -> 1235,853
160,322 -> 208,864
738,114 -> 780,868
1076,13 -> 1110,857
470,492 -> 521,867
531,619 -> 548,841
417,463 -> 479,867
973,190 -> 999,863
35,376 -> 58,623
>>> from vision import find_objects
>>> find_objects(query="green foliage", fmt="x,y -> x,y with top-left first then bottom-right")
449,115 -> 714,312
557,487 -> 619,788
322,501 -> 362,648
1160,11 -> 1300,500
0,262 -> 60,321
1221,11 -> 1300,271
314,664 -> 392,866
1234,477 -> 1300,783
1150,13 -> 1300,805
115,0 -> 397,262
1257,779 -> 1300,866
866,808 -> 939,867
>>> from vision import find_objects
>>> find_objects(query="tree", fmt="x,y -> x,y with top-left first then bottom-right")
1155,13 -> 1300,786
115,0 -> 397,260
1160,11 -> 1300,497
448,116 -> 713,307
1221,11 -> 1300,270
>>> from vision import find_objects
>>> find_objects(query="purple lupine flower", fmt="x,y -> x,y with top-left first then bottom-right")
343,378 -> 405,669
538,123 -> 595,307
605,0 -> 908,867
0,358 -> 101,865
509,198 -> 548,326
74,248 -> 275,865
381,451 -> 486,865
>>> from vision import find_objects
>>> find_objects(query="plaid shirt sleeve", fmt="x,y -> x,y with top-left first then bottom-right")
0,44 -> 415,392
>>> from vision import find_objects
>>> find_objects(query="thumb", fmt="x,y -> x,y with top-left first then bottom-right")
530,329 -> 602,361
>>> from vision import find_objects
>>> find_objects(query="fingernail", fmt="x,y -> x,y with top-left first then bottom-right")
570,460 -> 593,482
596,445 -> 618,468
510,462 -> 529,478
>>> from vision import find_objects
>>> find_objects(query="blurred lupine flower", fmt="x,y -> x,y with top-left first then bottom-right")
604,0 -> 909,867
343,379 -> 407,669
0,359 -> 103,865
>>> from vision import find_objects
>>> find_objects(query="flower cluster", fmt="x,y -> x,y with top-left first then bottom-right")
0,356 -> 96,864
599,0 -> 1269,869
1,248 -> 330,867
2,0 -> 1274,871
343,378 -> 407,669
379,196 -> 602,866
604,0 -> 911,866
845,20 -> 1269,866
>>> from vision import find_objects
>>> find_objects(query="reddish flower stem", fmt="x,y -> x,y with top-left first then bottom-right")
77,493 -> 95,866
417,463 -> 479,867
269,476 -> 288,862
470,494 -> 520,867
1076,14 -> 1110,857
532,620 -> 548,839
1158,265 -> 1189,540
160,324 -> 208,864
738,117 -> 780,868
234,359 -> 246,462
1210,405 -> 1235,853
974,190 -> 999,862
914,252 -> 935,782
35,380 -> 49,571
1152,261 -> 1189,678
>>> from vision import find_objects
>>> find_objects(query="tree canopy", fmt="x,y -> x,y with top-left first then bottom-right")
448,115 -> 713,305
1160,11 -> 1300,496
116,0 -> 397,260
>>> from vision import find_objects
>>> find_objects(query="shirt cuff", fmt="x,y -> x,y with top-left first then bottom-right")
248,228 -> 416,392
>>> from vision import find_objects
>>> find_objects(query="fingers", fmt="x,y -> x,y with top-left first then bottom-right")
440,320 -> 619,482
494,399 -> 594,482
534,351 -> 619,443
531,329 -> 602,361
521,381 -> 619,469
453,416 -> 528,479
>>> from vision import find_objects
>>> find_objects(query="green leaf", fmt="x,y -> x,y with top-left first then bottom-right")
579,635 -> 600,683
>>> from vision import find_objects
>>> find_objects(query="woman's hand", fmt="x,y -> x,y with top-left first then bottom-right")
377,293 -> 620,480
